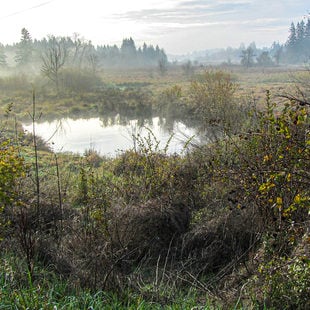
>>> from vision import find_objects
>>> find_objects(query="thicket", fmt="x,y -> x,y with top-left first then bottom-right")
0,69 -> 309,309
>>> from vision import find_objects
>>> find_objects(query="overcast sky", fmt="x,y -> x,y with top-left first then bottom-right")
0,0 -> 308,54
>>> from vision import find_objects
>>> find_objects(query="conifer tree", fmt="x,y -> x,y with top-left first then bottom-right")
296,20 -> 305,42
15,28 -> 33,66
287,22 -> 297,47
0,44 -> 7,67
305,18 -> 310,41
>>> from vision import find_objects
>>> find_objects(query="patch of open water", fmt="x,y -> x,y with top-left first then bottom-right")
23,116 -> 200,156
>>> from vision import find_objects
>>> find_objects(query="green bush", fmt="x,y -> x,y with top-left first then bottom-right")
258,253 -> 310,309
205,91 -> 309,233
0,140 -> 25,239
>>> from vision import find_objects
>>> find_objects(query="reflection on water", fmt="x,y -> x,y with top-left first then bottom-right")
22,116 -> 199,156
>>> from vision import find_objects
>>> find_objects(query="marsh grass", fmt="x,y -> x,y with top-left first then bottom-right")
0,66 -> 305,123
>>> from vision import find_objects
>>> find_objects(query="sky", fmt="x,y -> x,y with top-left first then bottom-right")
0,0 -> 309,54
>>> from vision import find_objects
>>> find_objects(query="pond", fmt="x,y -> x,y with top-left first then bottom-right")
22,116 -> 200,156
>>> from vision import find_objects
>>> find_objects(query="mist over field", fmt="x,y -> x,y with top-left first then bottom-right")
0,0 -> 309,54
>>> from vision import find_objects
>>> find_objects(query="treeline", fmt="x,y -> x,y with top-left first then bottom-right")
236,17 -> 310,67
0,29 -> 167,71
176,17 -> 310,67
97,38 -> 167,67
285,18 -> 310,63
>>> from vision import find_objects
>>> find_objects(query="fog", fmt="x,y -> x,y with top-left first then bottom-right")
0,1 -> 308,55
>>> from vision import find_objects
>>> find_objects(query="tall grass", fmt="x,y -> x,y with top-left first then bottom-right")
0,254 -> 215,309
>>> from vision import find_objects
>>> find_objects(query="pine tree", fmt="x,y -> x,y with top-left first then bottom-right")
121,37 -> 137,65
305,18 -> 310,40
287,22 -> 297,47
15,28 -> 33,66
296,20 -> 305,41
301,19 -> 310,61
0,44 -> 7,67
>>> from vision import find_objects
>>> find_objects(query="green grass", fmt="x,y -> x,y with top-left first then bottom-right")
0,265 -> 215,309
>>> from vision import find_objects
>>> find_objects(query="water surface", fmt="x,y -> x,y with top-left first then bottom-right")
23,116 -> 198,156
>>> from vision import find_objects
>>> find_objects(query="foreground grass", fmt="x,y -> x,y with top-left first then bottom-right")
0,258 -> 215,310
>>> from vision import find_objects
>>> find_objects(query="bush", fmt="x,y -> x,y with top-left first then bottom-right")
0,140 -> 25,239
254,235 -> 310,309
0,74 -> 32,93
216,91 -> 310,308
187,70 -> 248,140
60,68 -> 103,93
183,208 -> 258,275
106,199 -> 190,264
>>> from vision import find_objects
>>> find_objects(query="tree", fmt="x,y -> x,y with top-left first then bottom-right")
305,18 -> 310,55
0,44 -> 7,67
285,19 -> 310,63
121,37 -> 137,65
87,48 -> 100,74
15,28 -> 33,67
287,22 -> 297,48
0,140 -> 25,240
41,36 -> 68,92
158,57 -> 168,76
240,46 -> 255,67
296,20 -> 305,42
305,18 -> 310,40
257,51 -> 274,67
182,60 -> 194,76
270,41 -> 283,65
121,37 -> 136,54
70,33 -> 91,68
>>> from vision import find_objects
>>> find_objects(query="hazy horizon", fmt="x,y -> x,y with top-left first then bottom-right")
0,0 -> 309,55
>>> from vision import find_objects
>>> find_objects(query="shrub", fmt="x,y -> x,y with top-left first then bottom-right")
217,91 -> 310,308
255,237 -> 310,309
187,70 -> 248,140
183,208 -> 259,275
113,132 -> 178,203
60,68 -> 103,93
0,74 -> 32,93
0,140 -> 25,239
106,198 -> 190,265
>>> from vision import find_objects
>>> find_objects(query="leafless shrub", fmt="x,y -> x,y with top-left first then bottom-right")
106,199 -> 190,266
182,208 -> 260,277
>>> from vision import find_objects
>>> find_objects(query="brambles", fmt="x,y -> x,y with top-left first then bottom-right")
214,91 -> 310,308
235,91 -> 308,229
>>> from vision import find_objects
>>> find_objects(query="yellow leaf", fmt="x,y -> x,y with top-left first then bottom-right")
294,194 -> 301,204
276,197 -> 283,205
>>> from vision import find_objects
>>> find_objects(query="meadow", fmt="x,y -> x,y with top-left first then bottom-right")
0,64 -> 309,309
